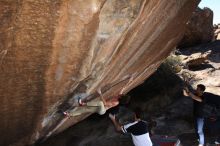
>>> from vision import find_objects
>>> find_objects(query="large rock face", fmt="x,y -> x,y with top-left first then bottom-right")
35,64 -> 184,146
0,0 -> 199,146
178,7 -> 214,48
36,41 -> 220,146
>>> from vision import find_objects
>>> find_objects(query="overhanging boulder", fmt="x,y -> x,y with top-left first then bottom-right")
0,0 -> 199,145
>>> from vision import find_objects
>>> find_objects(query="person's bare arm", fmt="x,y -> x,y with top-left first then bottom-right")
97,89 -> 119,108
109,114 -> 122,132
97,89 -> 107,105
104,98 -> 119,108
188,92 -> 202,102
183,87 -> 202,102
99,93 -> 107,105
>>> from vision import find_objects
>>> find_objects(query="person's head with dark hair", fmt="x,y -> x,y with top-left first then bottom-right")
197,84 -> 206,91
196,84 -> 206,96
119,109 -> 136,124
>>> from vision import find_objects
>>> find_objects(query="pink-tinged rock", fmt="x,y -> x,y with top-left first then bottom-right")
0,0 -> 199,145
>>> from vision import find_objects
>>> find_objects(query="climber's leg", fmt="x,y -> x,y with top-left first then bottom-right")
87,101 -> 106,115
64,106 -> 98,117
63,100 -> 107,117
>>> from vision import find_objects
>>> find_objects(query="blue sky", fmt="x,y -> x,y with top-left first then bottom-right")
199,0 -> 220,24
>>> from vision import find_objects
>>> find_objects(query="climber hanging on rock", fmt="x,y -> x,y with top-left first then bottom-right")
63,89 -> 121,117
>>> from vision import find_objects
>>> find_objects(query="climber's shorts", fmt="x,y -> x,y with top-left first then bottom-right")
86,101 -> 106,115
97,101 -> 106,115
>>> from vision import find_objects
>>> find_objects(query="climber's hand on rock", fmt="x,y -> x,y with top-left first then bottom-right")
184,86 -> 189,92
183,89 -> 189,96
109,113 -> 115,120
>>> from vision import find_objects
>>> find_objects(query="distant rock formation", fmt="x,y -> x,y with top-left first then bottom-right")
214,24 -> 220,40
178,7 -> 214,48
179,41 -> 220,93
0,0 -> 199,145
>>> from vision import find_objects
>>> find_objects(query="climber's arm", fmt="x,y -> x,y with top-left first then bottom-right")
109,114 -> 122,132
183,87 -> 202,102
99,93 -> 107,106
188,92 -> 202,102
97,89 -> 119,108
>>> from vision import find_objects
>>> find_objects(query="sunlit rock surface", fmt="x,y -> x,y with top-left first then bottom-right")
214,24 -> 220,40
0,0 -> 199,145
179,40 -> 220,94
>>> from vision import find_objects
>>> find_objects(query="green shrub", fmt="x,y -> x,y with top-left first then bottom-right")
163,56 -> 182,73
